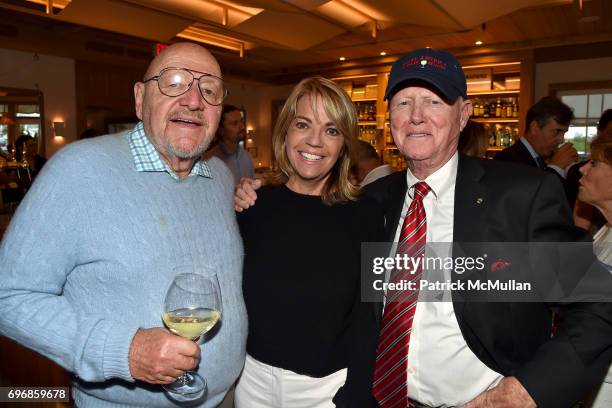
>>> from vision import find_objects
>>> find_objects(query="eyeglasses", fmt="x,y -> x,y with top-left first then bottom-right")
143,67 -> 228,106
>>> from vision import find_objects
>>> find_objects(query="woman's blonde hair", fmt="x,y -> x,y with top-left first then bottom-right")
270,76 -> 359,205
590,128 -> 612,165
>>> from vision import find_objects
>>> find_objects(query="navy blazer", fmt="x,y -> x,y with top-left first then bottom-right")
338,153 -> 612,408
494,140 -> 571,201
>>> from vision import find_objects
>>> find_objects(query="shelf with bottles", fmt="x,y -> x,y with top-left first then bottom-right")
463,60 -> 526,137
484,122 -> 519,150
471,96 -> 520,121
472,118 -> 518,124
468,90 -> 520,97
382,148 -> 407,172
334,73 -> 390,155
355,101 -> 378,122
358,125 -> 378,146
382,121 -> 396,148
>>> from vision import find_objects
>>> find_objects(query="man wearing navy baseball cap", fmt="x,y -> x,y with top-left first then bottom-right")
352,48 -> 612,408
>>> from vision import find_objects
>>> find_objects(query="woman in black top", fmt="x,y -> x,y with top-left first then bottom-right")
235,77 -> 383,408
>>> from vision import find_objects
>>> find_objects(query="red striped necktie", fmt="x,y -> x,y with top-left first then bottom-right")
372,181 -> 431,408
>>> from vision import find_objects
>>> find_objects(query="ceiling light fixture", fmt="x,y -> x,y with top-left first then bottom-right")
25,0 -> 70,12
475,40 -> 483,46
380,51 -> 387,56
177,27 -> 246,58
339,57 -> 346,61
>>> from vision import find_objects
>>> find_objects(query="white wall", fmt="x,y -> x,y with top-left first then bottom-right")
0,48 -> 76,157
535,57 -> 612,101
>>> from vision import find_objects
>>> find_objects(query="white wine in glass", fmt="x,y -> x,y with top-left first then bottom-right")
163,307 -> 221,340
162,271 -> 222,401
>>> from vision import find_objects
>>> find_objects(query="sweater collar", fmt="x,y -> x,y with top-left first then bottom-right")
128,121 -> 212,180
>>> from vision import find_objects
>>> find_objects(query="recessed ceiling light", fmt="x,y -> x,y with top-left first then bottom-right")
339,57 -> 346,61
475,40 -> 483,46
380,51 -> 387,56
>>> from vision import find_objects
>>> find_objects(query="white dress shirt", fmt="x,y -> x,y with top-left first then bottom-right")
361,164 -> 393,187
591,225 -> 612,407
520,137 -> 566,178
391,152 -> 503,406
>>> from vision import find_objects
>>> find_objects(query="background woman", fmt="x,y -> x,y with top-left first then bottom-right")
573,109 -> 612,232
458,120 -> 487,158
234,76 -> 382,408
578,128 -> 612,407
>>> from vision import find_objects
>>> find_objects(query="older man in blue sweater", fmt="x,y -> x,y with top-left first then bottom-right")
0,43 -> 247,407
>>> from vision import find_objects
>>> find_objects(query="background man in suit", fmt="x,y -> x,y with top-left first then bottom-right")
205,104 -> 255,185
495,96 -> 578,180
353,140 -> 394,186
361,48 -> 612,408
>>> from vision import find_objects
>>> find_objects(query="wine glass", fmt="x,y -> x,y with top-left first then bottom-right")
161,271 -> 222,401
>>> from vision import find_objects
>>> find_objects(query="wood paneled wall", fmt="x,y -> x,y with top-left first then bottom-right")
75,61 -> 146,136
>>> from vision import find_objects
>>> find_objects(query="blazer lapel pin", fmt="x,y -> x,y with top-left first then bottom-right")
491,259 -> 512,272
475,197 -> 484,205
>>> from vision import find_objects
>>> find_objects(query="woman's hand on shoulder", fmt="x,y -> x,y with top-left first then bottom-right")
235,177 -> 262,212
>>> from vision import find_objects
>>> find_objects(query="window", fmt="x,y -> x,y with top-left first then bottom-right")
0,90 -> 44,157
557,88 -> 612,155
0,104 -> 8,155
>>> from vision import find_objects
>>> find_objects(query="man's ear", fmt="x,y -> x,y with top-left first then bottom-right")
459,99 -> 473,131
134,82 -> 144,120
528,120 -> 539,135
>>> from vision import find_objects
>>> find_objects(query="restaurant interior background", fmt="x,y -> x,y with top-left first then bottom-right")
0,0 -> 611,405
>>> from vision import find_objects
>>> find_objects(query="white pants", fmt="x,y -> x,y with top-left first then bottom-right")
588,381 -> 612,408
235,354 -> 347,408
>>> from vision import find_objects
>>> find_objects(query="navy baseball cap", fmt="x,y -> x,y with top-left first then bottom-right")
384,48 -> 467,102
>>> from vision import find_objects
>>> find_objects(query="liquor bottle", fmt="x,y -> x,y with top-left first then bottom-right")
385,125 -> 393,145
495,97 -> 502,118
506,98 -> 513,118
487,125 -> 495,146
367,105 -> 375,121
489,100 -> 496,118
513,98 -> 519,118
356,103 -> 363,121
505,127 -> 512,146
507,127 -> 514,146
495,126 -> 502,147
390,151 -> 398,169
483,102 -> 490,118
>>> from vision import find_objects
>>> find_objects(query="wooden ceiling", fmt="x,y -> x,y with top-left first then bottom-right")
0,0 -> 611,83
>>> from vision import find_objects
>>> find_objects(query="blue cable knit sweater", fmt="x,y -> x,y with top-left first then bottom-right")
0,131 -> 247,407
